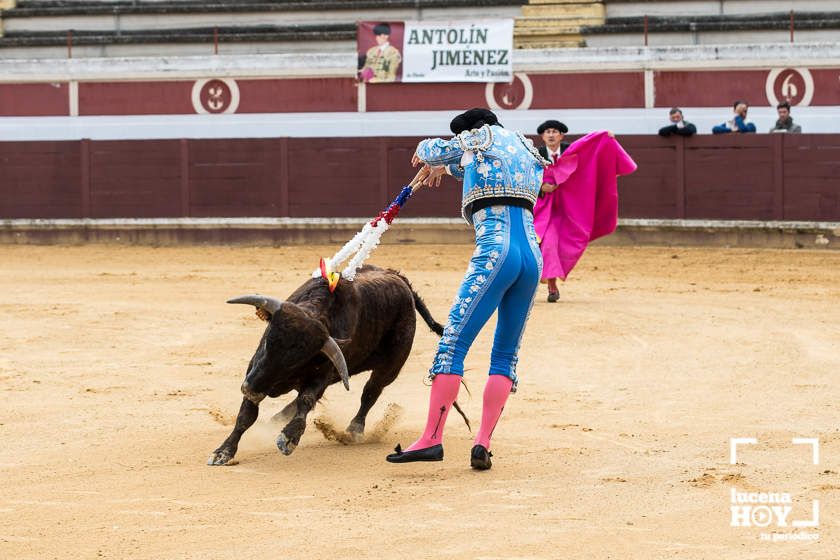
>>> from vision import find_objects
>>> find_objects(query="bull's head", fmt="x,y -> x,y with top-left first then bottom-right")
227,295 -> 350,403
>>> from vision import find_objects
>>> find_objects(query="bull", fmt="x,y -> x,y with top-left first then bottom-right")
207,265 -> 445,465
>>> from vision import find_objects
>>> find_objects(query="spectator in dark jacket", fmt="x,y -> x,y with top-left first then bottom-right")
712,100 -> 757,134
770,101 -> 802,133
658,107 -> 697,137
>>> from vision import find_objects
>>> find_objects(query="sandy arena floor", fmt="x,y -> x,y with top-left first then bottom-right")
1,243 -> 838,559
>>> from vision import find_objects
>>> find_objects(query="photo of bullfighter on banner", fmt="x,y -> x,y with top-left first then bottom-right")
357,21 -> 405,83
357,20 -> 514,83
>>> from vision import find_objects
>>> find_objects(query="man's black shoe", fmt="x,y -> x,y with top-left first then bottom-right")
470,444 -> 493,470
547,291 -> 560,303
386,443 -> 443,463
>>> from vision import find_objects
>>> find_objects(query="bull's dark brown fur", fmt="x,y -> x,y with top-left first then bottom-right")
208,265 -> 443,465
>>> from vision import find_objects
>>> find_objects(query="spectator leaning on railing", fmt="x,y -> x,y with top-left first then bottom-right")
658,107 -> 697,137
712,101 -> 757,134
770,101 -> 802,133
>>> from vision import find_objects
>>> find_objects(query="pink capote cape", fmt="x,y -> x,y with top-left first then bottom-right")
533,131 -> 637,280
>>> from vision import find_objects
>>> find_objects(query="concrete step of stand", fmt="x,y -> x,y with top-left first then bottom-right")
1,0 -> 526,33
604,0 -> 840,18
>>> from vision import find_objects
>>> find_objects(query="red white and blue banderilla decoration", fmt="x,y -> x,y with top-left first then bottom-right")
314,168 -> 428,291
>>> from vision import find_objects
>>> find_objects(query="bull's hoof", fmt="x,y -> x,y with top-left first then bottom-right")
276,433 -> 297,456
207,448 -> 234,466
346,421 -> 365,443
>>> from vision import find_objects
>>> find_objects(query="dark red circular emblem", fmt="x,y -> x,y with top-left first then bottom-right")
490,75 -> 527,110
772,69 -> 807,106
200,79 -> 232,113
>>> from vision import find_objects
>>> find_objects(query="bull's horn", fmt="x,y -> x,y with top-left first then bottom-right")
227,295 -> 284,316
321,337 -> 350,391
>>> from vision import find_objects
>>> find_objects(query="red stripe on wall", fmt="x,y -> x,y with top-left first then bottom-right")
0,83 -> 69,116
10,70 -> 838,117
529,72 -> 645,109
236,78 -> 357,113
79,81 -> 194,116
654,70 -> 769,108
366,82 -> 486,111
811,69 -> 840,106
366,72 -> 646,111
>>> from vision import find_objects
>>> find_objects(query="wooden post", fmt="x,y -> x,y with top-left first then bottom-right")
675,136 -> 685,219
213,27 -> 219,55
80,139 -> 91,218
378,138 -> 389,207
644,15 -> 649,46
773,134 -> 784,219
279,138 -> 289,217
67,30 -> 73,59
789,10 -> 794,43
180,139 -> 190,217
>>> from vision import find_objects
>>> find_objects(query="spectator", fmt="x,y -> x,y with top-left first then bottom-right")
658,107 -> 697,137
712,101 -> 757,134
770,101 -> 802,133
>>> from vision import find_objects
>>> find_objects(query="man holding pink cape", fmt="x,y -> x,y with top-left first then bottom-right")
533,130 -> 637,299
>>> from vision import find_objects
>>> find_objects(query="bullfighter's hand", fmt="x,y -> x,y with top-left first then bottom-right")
255,309 -> 270,322
411,152 -> 424,167
541,182 -> 558,193
423,165 -> 446,187
607,130 -> 615,138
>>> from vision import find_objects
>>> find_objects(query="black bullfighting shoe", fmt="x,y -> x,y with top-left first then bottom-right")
547,290 -> 560,303
470,444 -> 493,470
386,443 -> 443,463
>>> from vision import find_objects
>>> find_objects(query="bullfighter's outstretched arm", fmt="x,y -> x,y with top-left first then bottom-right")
415,136 -> 464,167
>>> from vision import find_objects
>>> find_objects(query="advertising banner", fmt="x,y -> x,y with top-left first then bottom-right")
357,20 -> 514,83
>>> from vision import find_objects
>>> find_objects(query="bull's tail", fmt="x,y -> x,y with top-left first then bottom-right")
393,270 -> 444,336
451,399 -> 471,432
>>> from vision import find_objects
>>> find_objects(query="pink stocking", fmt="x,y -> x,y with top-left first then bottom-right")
474,375 -> 513,449
406,373 -> 461,451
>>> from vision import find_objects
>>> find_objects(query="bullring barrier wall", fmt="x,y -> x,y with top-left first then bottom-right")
1,134 -> 838,222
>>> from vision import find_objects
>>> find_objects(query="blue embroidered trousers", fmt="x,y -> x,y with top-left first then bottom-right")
430,205 -> 542,390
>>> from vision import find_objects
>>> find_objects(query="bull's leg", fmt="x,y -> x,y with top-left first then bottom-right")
348,317 -> 414,439
347,361 -> 408,441
207,397 -> 259,466
346,372 -> 391,440
276,381 -> 328,456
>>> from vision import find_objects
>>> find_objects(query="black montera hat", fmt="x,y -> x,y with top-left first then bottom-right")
450,108 -> 500,134
373,23 -> 391,36
537,120 -> 568,134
